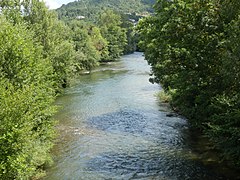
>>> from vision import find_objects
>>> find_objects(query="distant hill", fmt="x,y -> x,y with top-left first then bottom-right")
56,0 -> 155,21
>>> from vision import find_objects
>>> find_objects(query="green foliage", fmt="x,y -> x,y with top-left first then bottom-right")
0,16 -> 56,179
68,20 -> 102,70
0,81 -> 56,179
156,89 -> 174,103
89,26 -> 109,60
97,10 -> 127,61
138,0 -> 240,167
56,0 -> 155,21
0,0 -> 140,178
21,0 -> 75,90
56,0 -> 154,59
121,14 -> 137,54
0,16 -> 53,88
49,40 -> 75,89
0,0 -> 23,23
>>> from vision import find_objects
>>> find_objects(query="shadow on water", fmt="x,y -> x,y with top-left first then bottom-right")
88,108 -> 187,147
86,108 -> 234,180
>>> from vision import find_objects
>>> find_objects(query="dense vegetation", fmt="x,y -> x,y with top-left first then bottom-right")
1,0 -> 239,178
138,0 -> 240,167
56,0 -> 155,21
56,0 -> 156,54
0,0 -> 135,178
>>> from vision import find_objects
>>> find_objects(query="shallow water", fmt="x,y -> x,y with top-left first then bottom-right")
44,52 -> 237,180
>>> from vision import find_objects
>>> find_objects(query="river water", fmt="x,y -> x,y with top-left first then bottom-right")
44,52 -> 237,180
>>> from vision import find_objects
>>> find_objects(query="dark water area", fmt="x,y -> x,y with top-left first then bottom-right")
44,52 -> 239,180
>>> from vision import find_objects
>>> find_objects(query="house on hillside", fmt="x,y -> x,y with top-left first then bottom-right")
76,15 -> 85,20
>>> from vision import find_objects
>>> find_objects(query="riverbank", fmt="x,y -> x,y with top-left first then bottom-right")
156,91 -> 240,179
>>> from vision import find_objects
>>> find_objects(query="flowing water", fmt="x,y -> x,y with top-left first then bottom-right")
44,52 -> 238,180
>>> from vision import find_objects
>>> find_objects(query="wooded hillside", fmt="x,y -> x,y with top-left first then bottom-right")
56,0 -> 155,21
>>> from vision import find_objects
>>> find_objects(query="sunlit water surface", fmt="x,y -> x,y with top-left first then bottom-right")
44,52 -> 238,180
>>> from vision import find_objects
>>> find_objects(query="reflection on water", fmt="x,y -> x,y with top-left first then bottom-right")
44,52 -> 238,180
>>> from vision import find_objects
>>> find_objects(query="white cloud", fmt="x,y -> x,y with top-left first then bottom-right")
43,0 -> 76,9
43,0 -> 61,9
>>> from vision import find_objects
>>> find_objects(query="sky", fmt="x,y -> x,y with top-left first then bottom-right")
43,0 -> 76,9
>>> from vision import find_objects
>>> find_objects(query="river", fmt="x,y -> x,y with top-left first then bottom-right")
44,52 -> 238,180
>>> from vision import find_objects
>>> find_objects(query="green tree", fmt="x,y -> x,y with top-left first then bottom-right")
206,0 -> 240,166
137,0 -> 240,167
21,0 -> 76,90
97,10 -> 127,61
121,14 -> 137,54
0,0 -> 22,23
0,16 -> 56,179
68,20 -> 101,70
88,25 -> 109,61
